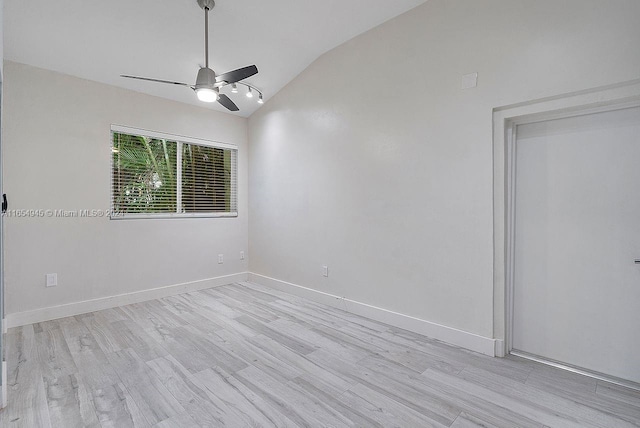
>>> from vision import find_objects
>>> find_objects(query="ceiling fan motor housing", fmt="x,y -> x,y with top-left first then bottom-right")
195,67 -> 217,91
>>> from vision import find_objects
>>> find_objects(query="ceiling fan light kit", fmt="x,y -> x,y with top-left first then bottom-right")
120,0 -> 263,112
195,68 -> 219,103
196,88 -> 219,103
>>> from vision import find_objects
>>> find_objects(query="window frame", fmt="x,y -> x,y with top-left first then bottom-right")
110,125 -> 238,220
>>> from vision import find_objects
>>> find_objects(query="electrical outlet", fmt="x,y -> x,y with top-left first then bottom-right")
240,251 -> 245,260
322,265 -> 329,277
218,254 -> 224,264
45,273 -> 57,287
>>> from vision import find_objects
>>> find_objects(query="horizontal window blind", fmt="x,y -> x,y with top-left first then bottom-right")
111,128 -> 237,218
182,143 -> 237,213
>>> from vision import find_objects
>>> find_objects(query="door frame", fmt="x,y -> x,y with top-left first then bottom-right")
0,61 -> 4,412
0,56 -> 5,410
0,66 -> 4,411
492,79 -> 640,359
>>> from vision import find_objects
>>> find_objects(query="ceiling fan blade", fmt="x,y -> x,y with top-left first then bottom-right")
217,94 -> 239,111
120,75 -> 193,87
215,65 -> 258,85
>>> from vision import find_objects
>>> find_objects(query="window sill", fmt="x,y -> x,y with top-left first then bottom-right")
110,212 -> 238,220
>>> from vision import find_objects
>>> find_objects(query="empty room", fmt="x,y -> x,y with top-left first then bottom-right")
0,0 -> 639,426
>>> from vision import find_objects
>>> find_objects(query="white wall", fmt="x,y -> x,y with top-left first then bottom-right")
248,0 -> 640,340
3,61 -> 248,317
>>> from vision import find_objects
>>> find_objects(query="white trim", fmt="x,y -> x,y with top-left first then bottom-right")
505,122 -> 517,352
247,273 -> 499,357
110,124 -> 238,150
5,272 -> 248,328
109,212 -> 238,220
1,361 -> 6,410
493,78 -> 640,355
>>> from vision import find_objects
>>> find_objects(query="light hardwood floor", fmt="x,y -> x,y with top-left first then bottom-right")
1,281 -> 639,427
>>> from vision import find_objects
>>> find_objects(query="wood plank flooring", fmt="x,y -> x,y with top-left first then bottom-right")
1,281 -> 639,427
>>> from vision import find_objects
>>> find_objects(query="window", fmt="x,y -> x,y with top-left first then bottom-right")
111,126 -> 237,218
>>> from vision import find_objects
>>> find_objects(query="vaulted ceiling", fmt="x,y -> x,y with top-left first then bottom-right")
5,0 -> 426,117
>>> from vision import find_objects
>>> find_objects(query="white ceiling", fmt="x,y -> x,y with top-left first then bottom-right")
4,0 -> 426,117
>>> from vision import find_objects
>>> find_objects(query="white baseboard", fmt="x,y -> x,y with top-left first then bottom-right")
4,271 -> 499,357
248,273 -> 499,357
5,272 -> 248,328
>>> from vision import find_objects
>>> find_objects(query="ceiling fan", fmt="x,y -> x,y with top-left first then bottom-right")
120,0 -> 258,112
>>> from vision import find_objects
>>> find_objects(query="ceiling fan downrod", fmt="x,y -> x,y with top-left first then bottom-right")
195,0 -> 217,98
197,0 -> 215,68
